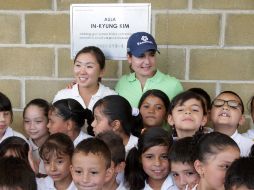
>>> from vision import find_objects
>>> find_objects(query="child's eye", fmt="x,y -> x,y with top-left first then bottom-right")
172,172 -> 179,177
156,105 -> 163,110
90,171 -> 98,175
43,160 -> 50,165
75,170 -> 82,175
24,120 -> 30,123
177,109 -> 184,112
145,155 -> 153,159
142,105 -> 149,109
4,112 -> 10,116
186,171 -> 195,176
35,120 -> 43,124
160,155 -> 168,160
57,159 -> 63,164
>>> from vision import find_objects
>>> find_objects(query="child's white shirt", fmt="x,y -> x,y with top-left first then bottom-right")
143,175 -> 178,190
0,127 -> 27,143
116,181 -> 129,190
36,176 -> 76,190
231,130 -> 254,156
185,184 -> 198,190
125,134 -> 138,155
73,130 -> 92,147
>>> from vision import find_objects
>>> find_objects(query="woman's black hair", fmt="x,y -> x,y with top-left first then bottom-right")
124,127 -> 172,190
23,98 -> 50,119
93,95 -> 143,137
51,98 -> 93,132
0,91 -> 13,122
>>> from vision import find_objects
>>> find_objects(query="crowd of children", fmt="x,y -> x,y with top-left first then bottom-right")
0,32 -> 254,190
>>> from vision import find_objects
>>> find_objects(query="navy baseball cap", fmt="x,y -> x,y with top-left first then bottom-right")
127,32 -> 159,57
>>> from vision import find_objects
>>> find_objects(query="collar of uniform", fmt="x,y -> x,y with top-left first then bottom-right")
231,130 -> 238,139
126,70 -> 160,82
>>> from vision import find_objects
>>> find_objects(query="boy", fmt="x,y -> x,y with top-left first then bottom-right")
70,138 -> 113,190
210,91 -> 253,156
225,157 -> 254,190
169,137 -> 199,190
97,131 -> 127,190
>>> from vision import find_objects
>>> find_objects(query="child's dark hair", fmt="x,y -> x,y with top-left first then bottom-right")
224,157 -> 254,190
23,98 -> 50,119
249,144 -> 254,157
51,98 -> 93,131
93,95 -> 143,137
97,131 -> 125,165
125,127 -> 173,190
74,138 -> 111,169
214,91 -> 244,114
0,91 -> 13,122
248,95 -> 254,116
188,88 -> 211,111
39,133 -> 74,161
195,132 -> 239,163
0,157 -> 37,190
0,136 -> 29,164
169,136 -> 197,165
138,89 -> 170,113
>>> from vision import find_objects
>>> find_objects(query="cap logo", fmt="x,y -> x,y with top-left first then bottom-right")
137,35 -> 153,46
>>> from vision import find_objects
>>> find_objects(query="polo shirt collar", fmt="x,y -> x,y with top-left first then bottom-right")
127,70 -> 160,82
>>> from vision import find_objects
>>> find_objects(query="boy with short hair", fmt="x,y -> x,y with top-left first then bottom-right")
97,131 -> 127,190
210,91 -> 253,156
224,157 -> 254,190
70,138 -> 113,190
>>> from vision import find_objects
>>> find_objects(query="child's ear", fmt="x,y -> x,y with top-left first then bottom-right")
238,115 -> 245,126
167,114 -> 175,126
70,165 -> 74,176
115,161 -> 125,173
194,160 -> 204,177
111,120 -> 121,132
66,120 -> 74,131
99,68 -> 105,78
201,115 -> 208,126
127,54 -> 132,64
105,165 -> 115,183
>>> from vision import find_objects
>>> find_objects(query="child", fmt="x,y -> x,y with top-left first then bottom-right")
47,98 -> 91,146
125,127 -> 177,190
23,98 -> 50,174
138,89 -> 170,131
92,95 -> 142,154
115,32 -> 183,109
224,157 -> 254,190
193,132 -> 240,190
70,138 -> 113,190
210,91 -> 254,156
0,157 -> 37,190
168,90 -> 208,139
37,133 -> 75,190
242,95 -> 254,140
0,91 -> 27,143
97,131 -> 127,190
169,137 -> 199,190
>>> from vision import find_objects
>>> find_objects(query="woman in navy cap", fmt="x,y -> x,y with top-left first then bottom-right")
115,32 -> 183,108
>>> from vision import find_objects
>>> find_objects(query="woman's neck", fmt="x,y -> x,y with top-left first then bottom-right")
78,83 -> 100,106
32,133 -> 49,147
54,174 -> 72,190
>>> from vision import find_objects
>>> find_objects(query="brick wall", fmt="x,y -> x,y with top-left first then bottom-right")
0,0 -> 253,134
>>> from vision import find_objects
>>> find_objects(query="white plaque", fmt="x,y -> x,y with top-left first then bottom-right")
70,3 -> 151,60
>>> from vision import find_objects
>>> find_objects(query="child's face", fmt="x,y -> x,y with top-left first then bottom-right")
43,152 -> 72,183
0,111 -> 12,137
141,145 -> 169,185
140,95 -> 167,128
71,152 -> 110,190
127,51 -> 156,79
171,162 -> 199,190
73,52 -> 103,89
23,105 -> 49,141
47,110 -> 69,135
92,106 -> 112,136
210,93 -> 244,129
168,98 -> 207,135
195,146 -> 240,190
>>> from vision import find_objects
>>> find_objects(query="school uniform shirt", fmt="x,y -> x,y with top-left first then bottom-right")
231,130 -> 254,156
115,70 -> 183,108
73,130 -> 92,147
242,129 -> 254,141
36,176 -> 76,190
143,175 -> 178,190
28,138 -> 46,174
186,184 -> 198,190
125,134 -> 138,155
116,181 -> 129,190
53,83 -> 117,110
0,127 -> 27,143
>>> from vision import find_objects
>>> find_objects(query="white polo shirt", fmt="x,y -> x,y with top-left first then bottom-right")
36,176 -> 76,190
125,134 -> 138,156
143,175 -> 178,190
73,130 -> 92,147
0,127 -> 27,143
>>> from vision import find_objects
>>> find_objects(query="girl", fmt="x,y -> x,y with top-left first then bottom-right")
47,98 -> 92,147
124,127 -> 176,190
92,95 -> 142,154
0,92 -> 26,143
193,132 -> 240,190
168,90 -> 208,139
23,98 -> 50,174
242,95 -> 254,140
139,89 -> 170,131
37,133 -> 75,190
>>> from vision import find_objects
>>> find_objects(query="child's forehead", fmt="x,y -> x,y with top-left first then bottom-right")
176,98 -> 202,106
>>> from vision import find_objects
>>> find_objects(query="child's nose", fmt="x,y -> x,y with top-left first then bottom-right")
82,172 -> 90,182
50,162 -> 56,171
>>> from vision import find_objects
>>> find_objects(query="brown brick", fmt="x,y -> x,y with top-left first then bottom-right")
0,0 -> 52,10
193,0 -> 254,10
26,14 -> 69,44
124,0 -> 188,9
12,111 -> 27,136
156,14 -> 220,45
226,14 -> 254,46
239,117 -> 252,133
25,80 -> 72,103
0,80 -> 21,108
57,0 -> 118,10
190,49 -> 254,80
0,47 -> 54,76
0,14 -> 20,43
102,80 -> 117,90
